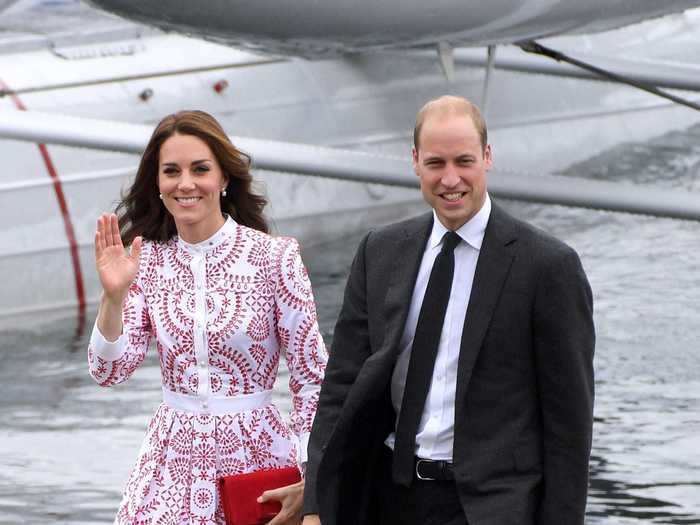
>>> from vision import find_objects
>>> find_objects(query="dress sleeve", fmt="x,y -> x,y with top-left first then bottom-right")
87,246 -> 154,387
273,237 -> 328,465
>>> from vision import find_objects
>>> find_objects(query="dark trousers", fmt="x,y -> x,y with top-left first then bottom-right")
377,446 -> 468,525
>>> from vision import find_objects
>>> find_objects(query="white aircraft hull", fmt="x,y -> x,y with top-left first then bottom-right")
2,12 -> 700,328
88,0 -> 700,57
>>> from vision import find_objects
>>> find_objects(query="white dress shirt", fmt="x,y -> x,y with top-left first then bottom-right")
386,194 -> 491,461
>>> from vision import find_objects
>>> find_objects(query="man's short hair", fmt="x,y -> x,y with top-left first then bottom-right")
413,95 -> 488,152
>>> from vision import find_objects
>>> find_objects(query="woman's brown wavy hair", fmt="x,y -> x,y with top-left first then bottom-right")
117,110 -> 268,244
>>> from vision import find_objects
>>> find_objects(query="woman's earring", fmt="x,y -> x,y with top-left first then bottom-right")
159,193 -> 163,200
222,189 -> 227,197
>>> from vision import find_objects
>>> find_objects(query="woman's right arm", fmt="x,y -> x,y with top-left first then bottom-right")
95,213 -> 141,338
88,213 -> 151,386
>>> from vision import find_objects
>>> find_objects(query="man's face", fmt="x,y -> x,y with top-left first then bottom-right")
413,113 -> 492,230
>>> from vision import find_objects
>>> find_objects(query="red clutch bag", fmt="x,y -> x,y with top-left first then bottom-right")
219,467 -> 302,525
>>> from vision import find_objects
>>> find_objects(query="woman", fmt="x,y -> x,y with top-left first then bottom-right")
88,110 -> 327,524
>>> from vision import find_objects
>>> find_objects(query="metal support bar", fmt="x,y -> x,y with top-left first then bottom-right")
0,58 -> 285,97
437,41 -> 455,83
2,109 -> 700,221
401,47 -> 700,93
518,40 -> 700,111
481,45 -> 497,116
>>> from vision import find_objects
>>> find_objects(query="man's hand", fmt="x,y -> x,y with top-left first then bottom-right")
260,479 -> 304,525
301,514 -> 321,525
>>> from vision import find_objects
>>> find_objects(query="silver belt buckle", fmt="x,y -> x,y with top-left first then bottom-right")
415,459 -> 436,481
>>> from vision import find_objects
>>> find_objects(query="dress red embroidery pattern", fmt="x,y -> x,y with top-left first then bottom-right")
88,219 -> 327,524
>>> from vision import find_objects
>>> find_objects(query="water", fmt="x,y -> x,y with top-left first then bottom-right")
1,125 -> 700,523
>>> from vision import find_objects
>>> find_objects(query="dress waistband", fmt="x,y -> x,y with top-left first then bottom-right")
162,388 -> 273,415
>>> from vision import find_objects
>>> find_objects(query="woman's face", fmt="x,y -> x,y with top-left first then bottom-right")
157,133 -> 228,241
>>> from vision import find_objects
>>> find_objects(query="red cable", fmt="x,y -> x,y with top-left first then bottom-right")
1,79 -> 87,335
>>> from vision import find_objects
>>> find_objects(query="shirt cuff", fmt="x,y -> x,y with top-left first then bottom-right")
298,431 -> 311,469
89,322 -> 128,361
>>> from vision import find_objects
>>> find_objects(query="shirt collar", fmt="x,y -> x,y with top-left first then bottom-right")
429,193 -> 491,251
177,215 -> 237,254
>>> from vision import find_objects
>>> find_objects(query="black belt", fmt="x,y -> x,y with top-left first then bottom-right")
414,457 -> 454,481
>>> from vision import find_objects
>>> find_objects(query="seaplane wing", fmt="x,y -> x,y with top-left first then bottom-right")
87,0 -> 700,56
3,107 -> 700,222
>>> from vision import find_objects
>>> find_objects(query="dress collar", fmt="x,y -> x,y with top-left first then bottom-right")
429,193 -> 491,251
177,215 -> 237,254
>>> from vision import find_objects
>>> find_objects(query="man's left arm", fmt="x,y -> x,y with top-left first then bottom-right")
533,246 -> 595,525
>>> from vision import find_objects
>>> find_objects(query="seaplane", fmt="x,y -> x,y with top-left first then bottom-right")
2,0 -> 700,333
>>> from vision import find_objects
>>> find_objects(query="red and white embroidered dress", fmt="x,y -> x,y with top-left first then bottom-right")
88,217 -> 327,524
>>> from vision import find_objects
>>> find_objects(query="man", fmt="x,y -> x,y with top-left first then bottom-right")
301,96 -> 595,525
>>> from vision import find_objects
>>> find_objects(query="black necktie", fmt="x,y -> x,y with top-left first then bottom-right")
392,230 -> 462,486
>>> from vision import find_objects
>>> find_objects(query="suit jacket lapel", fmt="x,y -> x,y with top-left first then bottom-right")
379,212 -> 433,360
455,203 -> 517,414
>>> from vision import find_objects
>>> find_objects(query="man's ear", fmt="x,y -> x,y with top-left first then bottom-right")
483,144 -> 493,170
412,147 -> 419,176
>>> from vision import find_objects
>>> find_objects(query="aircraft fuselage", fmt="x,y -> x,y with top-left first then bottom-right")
87,0 -> 700,56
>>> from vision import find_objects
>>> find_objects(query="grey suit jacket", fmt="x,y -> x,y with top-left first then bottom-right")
304,202 -> 595,525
